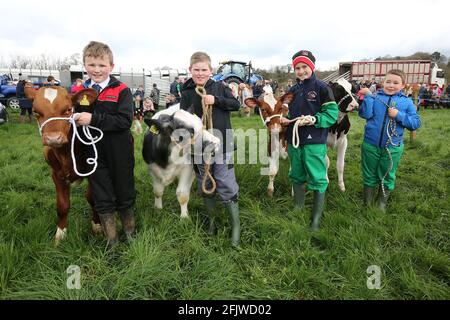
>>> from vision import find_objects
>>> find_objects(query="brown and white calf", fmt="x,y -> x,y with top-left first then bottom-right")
24,84 -> 102,244
326,78 -> 359,192
245,91 -> 294,197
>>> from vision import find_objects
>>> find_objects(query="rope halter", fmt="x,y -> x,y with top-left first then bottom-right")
337,92 -> 359,108
259,103 -> 289,127
38,113 -> 103,177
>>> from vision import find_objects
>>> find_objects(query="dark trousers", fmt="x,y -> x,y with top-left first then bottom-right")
88,132 -> 136,214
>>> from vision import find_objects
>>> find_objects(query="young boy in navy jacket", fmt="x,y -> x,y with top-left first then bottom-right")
281,50 -> 338,230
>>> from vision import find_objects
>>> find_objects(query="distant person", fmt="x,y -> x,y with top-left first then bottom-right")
445,83 -> 450,96
16,79 -> 32,123
70,78 -> 84,93
164,93 -> 177,108
143,97 -> 156,117
133,85 -> 145,109
170,77 -> 181,103
285,79 -> 294,92
358,69 -> 421,212
252,80 -> 264,115
149,83 -> 160,110
46,75 -> 57,86
271,79 -> 278,94
239,83 -> 253,117
369,80 -> 377,94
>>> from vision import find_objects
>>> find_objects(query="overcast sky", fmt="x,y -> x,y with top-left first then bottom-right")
2,0 -> 449,71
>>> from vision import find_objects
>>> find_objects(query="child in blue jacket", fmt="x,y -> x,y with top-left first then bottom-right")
359,69 -> 421,211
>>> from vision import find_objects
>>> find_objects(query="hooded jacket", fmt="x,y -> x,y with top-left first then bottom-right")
359,90 -> 421,147
180,78 -> 240,154
285,74 -> 338,145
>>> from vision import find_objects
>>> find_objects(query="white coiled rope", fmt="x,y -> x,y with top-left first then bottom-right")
38,114 -> 103,177
286,115 -> 316,148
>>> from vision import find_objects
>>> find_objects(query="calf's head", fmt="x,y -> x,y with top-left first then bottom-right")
245,92 -> 294,134
25,84 -> 97,147
330,78 -> 359,112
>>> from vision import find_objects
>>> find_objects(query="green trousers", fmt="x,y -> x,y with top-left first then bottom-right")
361,141 -> 404,191
288,143 -> 328,193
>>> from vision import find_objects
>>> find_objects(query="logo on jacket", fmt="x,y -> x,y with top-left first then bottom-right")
307,134 -> 312,139
306,91 -> 317,101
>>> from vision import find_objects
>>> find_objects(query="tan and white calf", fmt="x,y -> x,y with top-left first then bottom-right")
24,84 -> 102,244
245,91 -> 294,197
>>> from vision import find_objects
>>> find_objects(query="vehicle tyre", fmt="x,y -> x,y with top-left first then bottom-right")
7,97 -> 20,109
225,77 -> 242,99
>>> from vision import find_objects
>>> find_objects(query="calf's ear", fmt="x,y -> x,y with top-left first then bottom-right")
280,92 -> 294,105
71,88 -> 98,110
144,117 -> 159,128
244,97 -> 260,108
144,118 -> 164,135
24,83 -> 36,101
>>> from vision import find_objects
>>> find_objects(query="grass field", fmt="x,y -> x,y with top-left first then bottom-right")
0,108 -> 449,300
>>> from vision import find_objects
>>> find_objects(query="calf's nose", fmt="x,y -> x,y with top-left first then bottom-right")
44,133 -> 65,147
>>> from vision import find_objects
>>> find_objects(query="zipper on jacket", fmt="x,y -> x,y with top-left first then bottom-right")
378,96 -> 391,147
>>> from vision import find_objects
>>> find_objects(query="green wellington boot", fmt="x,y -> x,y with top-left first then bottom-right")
311,191 -> 326,231
363,186 -> 376,207
99,212 -> 119,249
293,183 -> 306,209
203,197 -> 217,235
378,187 -> 390,212
225,201 -> 240,248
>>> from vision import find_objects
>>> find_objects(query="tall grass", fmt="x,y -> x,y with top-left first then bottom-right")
0,109 -> 448,299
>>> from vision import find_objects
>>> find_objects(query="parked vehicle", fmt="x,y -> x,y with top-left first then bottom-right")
0,74 -> 20,109
212,61 -> 263,96
332,60 -> 445,86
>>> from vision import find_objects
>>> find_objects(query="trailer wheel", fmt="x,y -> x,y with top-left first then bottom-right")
7,97 -> 20,109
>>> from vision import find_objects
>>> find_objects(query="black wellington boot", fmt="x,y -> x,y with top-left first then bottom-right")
311,191 -> 326,231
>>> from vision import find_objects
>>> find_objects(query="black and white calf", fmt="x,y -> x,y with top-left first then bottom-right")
326,78 -> 359,192
142,105 -> 220,218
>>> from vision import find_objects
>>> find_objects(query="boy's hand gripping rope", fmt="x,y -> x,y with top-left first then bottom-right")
195,86 -> 216,195
281,115 -> 316,148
